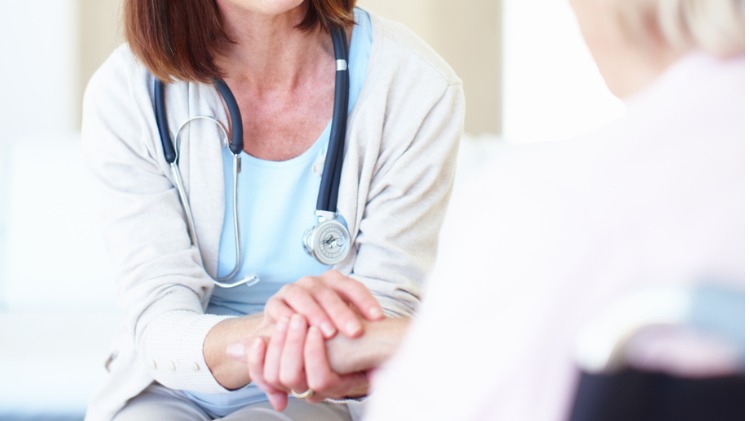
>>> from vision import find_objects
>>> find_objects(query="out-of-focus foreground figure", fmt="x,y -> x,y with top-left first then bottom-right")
363,0 -> 744,419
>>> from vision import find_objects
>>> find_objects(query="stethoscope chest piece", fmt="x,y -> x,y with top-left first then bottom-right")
303,211 -> 351,265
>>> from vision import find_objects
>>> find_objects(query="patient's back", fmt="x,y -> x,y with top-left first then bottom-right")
364,52 -> 744,421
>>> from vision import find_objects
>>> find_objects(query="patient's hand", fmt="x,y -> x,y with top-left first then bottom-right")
298,324 -> 371,403
246,314 -> 370,411
240,315 -> 410,411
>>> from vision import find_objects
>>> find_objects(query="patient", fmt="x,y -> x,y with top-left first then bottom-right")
240,0 -> 743,417
360,0 -> 744,419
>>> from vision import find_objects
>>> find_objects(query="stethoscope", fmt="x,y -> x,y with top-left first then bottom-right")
153,27 -> 351,288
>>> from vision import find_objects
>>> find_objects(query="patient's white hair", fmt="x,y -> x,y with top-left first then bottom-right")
613,0 -> 744,56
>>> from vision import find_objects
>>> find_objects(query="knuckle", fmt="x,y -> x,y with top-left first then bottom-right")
298,276 -> 319,287
350,281 -> 372,297
309,373 -> 335,391
277,284 -> 292,297
284,284 -> 307,301
279,371 -> 302,387
264,371 -> 279,386
284,283 -> 301,295
323,271 -> 345,285
313,285 -> 339,303
263,302 -> 283,321
330,308 -> 354,324
265,295 -> 281,308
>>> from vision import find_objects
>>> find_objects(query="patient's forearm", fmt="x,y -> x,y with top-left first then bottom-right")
326,317 -> 410,374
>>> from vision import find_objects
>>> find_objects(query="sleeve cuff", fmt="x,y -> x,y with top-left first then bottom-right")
142,310 -> 236,393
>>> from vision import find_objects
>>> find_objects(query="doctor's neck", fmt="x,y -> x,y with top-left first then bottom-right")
214,5 -> 334,91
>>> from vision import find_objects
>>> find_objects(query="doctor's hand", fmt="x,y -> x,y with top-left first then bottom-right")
263,270 -> 384,340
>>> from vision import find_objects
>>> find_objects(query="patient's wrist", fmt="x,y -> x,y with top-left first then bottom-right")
327,317 -> 410,374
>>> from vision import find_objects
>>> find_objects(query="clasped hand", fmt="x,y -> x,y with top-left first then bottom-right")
228,270 -> 384,411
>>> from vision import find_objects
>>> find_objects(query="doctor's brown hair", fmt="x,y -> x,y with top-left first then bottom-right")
124,0 -> 356,83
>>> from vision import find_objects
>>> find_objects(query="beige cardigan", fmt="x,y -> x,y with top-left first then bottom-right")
81,11 -> 464,421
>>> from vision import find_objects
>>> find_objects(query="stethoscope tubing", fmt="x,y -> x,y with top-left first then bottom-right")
168,119 -> 249,284
319,26 -> 349,212
151,26 -> 350,286
154,80 -> 175,164
212,79 -> 244,155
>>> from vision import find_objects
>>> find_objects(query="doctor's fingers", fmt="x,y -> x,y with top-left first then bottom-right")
304,326 -> 370,401
266,284 -> 339,339
246,336 -> 289,411
299,278 -> 372,338
315,271 -> 385,323
266,273 -> 383,340
297,271 -> 384,338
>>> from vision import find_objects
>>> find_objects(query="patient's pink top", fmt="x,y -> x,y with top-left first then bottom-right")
364,53 -> 745,421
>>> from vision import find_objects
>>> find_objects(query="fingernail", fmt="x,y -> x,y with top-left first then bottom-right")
346,320 -> 361,336
320,321 -> 336,337
309,326 -> 324,341
226,343 -> 246,359
369,306 -> 384,319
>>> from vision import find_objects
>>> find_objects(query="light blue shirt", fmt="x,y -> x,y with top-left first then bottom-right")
184,8 -> 372,417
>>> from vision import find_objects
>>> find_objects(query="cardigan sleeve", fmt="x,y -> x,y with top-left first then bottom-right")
81,46 -> 233,394
349,79 -> 466,318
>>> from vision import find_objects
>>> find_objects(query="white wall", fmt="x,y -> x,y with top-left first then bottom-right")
359,0 -> 624,141
0,1 -> 80,144
79,0 -> 123,127
0,1 -> 81,308
501,0 -> 625,143
4,133 -> 116,312
359,0 -> 502,135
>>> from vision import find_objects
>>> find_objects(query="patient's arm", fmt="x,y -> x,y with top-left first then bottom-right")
296,316 -> 410,405
326,317 -> 410,374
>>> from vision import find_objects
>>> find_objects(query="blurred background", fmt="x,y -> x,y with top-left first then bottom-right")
0,0 -> 625,144
0,0 -> 624,419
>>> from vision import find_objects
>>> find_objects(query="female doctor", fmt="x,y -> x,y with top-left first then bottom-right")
80,0 -> 464,420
